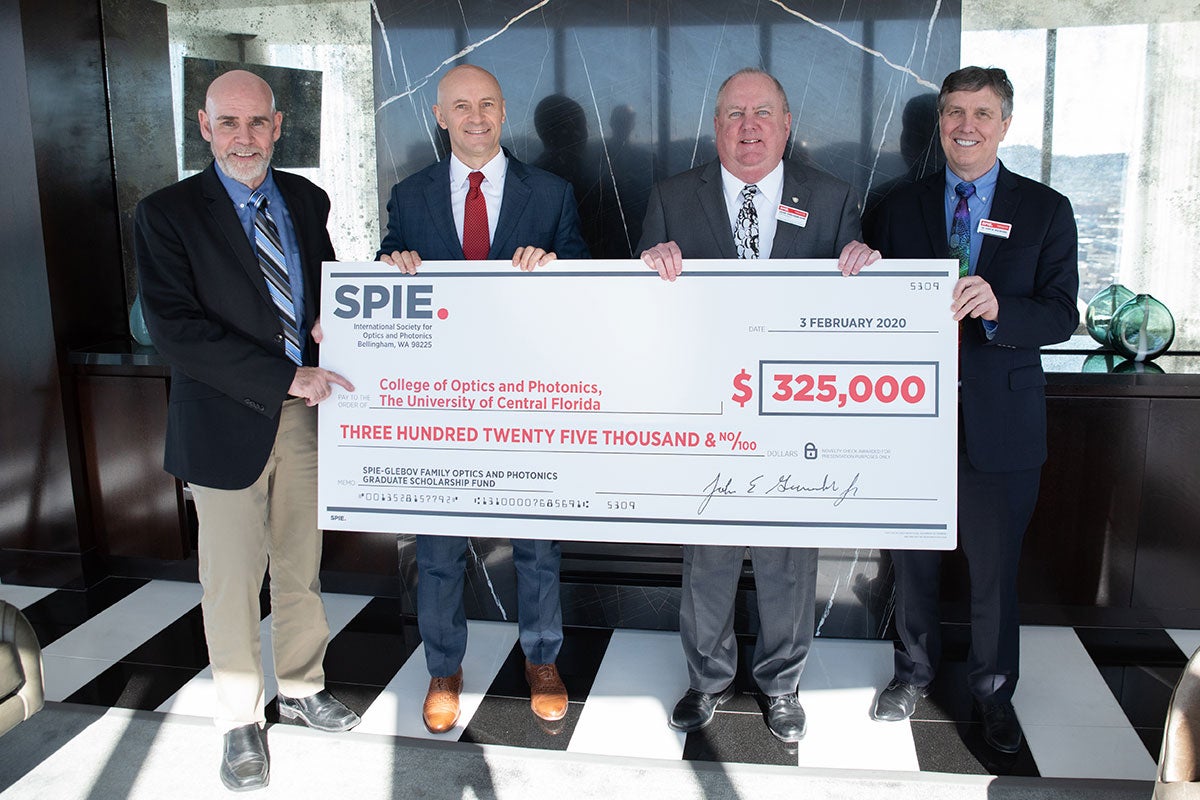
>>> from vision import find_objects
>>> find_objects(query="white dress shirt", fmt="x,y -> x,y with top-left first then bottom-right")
449,150 -> 506,249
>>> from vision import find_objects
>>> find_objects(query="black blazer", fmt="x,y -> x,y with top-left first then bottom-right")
376,151 -> 588,260
863,162 -> 1079,472
134,164 -> 335,489
636,158 -> 863,257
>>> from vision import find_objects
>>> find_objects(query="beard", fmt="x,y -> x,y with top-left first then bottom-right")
214,145 -> 272,186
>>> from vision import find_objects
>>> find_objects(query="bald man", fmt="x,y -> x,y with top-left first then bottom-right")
376,64 -> 587,734
136,69 -> 359,792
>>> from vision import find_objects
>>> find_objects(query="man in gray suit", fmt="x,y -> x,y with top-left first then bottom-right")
638,67 -> 877,742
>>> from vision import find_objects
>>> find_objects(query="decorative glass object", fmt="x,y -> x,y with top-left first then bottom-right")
1113,358 -> 1165,375
128,294 -> 153,347
1109,293 -> 1174,361
1085,283 -> 1135,345
1081,353 -> 1123,373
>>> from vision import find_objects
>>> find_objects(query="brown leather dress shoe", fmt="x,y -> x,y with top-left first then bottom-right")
525,661 -> 568,721
422,667 -> 463,734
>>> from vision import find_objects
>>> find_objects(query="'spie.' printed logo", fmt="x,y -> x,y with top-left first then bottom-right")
332,284 -> 449,320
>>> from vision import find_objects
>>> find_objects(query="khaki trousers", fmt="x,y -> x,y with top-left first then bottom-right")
190,399 -> 329,732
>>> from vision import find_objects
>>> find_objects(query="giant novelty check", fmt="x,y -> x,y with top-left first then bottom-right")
318,259 -> 958,549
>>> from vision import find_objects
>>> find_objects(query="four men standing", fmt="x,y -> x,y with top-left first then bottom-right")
135,60 -> 1077,792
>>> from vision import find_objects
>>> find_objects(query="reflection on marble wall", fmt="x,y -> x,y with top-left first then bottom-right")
372,0 -> 960,638
372,0 -> 961,258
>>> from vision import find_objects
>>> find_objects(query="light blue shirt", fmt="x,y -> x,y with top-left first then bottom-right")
945,160 -> 1001,337
215,163 -> 309,359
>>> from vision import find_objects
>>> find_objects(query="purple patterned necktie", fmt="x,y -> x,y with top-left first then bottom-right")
949,181 -> 976,278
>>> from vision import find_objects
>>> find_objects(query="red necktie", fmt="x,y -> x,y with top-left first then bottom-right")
462,170 -> 489,260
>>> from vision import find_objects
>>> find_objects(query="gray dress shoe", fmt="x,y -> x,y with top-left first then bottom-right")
277,689 -> 361,732
872,678 -> 930,721
220,723 -> 268,792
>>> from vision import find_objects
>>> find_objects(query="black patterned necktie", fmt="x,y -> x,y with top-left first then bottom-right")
250,191 -> 302,365
735,184 -> 759,259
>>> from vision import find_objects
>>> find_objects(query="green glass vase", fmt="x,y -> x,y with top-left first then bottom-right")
129,294 -> 153,347
1085,283 -> 1135,345
1109,293 -> 1174,361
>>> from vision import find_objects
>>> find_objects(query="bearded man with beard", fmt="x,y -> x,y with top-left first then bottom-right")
135,69 -> 359,792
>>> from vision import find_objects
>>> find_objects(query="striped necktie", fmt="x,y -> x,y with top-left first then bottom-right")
250,191 -> 302,365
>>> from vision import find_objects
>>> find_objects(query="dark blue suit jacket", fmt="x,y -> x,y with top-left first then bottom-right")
135,164 -> 335,489
864,162 -> 1079,472
376,151 -> 589,260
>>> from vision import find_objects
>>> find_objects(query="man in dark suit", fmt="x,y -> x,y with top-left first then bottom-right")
863,66 -> 1079,754
376,64 -> 588,734
135,70 -> 360,792
638,67 -> 878,742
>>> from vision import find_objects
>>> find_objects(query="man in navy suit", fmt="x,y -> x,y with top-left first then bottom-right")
376,64 -> 588,734
863,66 -> 1079,753
136,70 -> 360,791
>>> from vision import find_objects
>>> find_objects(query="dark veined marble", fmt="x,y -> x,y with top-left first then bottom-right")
372,0 -> 960,258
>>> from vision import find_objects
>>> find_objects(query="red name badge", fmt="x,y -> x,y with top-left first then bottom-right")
776,204 -> 809,227
978,219 -> 1012,238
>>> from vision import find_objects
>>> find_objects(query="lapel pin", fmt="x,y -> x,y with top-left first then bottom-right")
791,196 -> 798,203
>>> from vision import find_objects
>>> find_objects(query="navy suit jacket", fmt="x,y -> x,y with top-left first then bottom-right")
863,162 -> 1079,472
135,164 -> 335,489
377,151 -> 589,260
636,158 -> 862,258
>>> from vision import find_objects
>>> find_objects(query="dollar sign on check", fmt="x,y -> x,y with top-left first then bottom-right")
731,369 -> 753,407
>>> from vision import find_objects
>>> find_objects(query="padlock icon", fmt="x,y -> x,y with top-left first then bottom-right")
804,442 -> 818,460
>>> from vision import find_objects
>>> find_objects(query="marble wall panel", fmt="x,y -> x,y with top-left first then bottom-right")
373,0 -> 961,258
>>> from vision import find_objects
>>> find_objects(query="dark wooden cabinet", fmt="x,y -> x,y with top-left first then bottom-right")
57,351 -> 1200,632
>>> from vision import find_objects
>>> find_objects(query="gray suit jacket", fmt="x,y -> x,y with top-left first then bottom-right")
636,158 -> 862,257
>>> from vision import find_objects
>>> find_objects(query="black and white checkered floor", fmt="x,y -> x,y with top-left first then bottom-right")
0,577 -> 1185,782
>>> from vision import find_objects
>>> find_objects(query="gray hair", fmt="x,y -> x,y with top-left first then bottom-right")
714,68 -> 790,117
938,66 -> 1013,119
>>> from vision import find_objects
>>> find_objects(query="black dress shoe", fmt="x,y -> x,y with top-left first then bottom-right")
668,684 -> 735,732
220,723 -> 268,792
977,698 -> 1023,753
763,693 -> 806,742
872,678 -> 930,721
277,689 -> 361,732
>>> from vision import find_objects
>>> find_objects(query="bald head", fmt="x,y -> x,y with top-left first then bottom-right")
199,69 -> 281,189
206,69 -> 275,115
433,65 -> 506,169
436,65 -> 502,107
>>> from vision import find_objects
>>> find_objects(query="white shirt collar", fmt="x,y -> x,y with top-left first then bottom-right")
449,149 -> 508,189
720,160 -> 785,208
